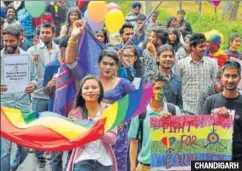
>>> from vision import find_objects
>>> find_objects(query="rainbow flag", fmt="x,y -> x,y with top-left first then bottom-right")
1,84 -> 153,151
53,27 -> 105,116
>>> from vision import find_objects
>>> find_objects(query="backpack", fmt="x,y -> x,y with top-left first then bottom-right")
136,103 -> 177,143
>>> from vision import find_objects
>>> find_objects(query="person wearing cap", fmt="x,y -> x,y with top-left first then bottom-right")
177,9 -> 192,37
125,1 -> 146,26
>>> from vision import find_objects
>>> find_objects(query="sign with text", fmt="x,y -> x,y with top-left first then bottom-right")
150,115 -> 234,171
3,54 -> 30,93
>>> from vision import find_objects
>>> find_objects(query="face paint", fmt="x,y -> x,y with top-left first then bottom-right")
153,81 -> 165,102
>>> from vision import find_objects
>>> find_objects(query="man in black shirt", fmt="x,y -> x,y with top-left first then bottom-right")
202,60 -> 242,160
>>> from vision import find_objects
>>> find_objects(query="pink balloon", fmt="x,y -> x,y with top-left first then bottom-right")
84,11 -> 103,33
107,3 -> 121,11
209,0 -> 221,7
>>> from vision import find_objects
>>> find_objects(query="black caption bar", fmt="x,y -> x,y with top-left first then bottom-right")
191,161 -> 242,171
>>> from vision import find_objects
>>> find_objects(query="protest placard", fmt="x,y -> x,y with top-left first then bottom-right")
150,115 -> 234,171
2,54 -> 30,93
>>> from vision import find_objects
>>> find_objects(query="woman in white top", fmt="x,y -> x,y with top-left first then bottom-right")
67,75 -> 117,171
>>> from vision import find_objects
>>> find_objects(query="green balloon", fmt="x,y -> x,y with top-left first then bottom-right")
25,1 -> 46,18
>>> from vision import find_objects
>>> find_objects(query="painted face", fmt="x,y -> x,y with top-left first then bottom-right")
39,27 -> 54,45
221,68 -> 241,91
123,48 -> 137,66
3,34 -> 18,54
152,81 -> 165,102
81,79 -> 100,102
192,42 -> 207,58
230,36 -> 241,50
96,31 -> 105,43
122,28 -> 134,44
70,12 -> 79,23
99,56 -> 118,78
168,32 -> 177,44
208,43 -> 220,54
159,50 -> 175,69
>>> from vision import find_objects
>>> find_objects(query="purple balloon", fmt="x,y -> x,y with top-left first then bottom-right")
107,3 -> 121,10
84,11 -> 103,33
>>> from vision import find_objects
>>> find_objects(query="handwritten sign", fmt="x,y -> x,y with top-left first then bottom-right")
150,115 -> 233,171
3,55 -> 30,93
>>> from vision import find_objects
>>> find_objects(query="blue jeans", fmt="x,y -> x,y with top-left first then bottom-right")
51,152 -> 63,171
1,137 -> 29,171
73,160 -> 112,171
32,97 -> 49,167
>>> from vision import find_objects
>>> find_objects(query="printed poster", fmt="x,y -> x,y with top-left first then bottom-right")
3,54 -> 30,93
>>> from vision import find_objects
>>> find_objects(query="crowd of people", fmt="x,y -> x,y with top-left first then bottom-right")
1,1 -> 242,171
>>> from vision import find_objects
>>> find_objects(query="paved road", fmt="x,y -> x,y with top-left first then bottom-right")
11,144 -> 68,171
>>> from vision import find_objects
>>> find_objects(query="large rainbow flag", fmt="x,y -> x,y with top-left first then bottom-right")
1,84 -> 153,151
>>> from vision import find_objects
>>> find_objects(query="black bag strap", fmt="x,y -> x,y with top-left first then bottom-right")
136,110 -> 147,142
167,103 -> 177,115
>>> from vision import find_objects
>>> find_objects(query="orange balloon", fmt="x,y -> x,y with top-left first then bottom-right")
87,1 -> 108,23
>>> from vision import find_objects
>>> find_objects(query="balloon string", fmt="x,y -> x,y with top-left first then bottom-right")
123,1 -> 163,49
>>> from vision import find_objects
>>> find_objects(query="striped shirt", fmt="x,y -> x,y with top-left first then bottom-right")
175,55 -> 218,114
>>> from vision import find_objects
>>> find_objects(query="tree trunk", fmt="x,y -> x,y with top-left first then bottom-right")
179,1 -> 183,9
198,1 -> 202,13
222,0 -> 240,20
144,1 -> 152,15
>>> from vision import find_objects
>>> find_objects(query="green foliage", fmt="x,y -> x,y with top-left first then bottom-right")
119,2 -> 242,51
186,12 -> 242,50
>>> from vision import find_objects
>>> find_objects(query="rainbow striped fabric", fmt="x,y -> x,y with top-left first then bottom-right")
1,83 -> 153,151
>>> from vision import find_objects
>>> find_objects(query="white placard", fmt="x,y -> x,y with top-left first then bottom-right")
3,54 -> 30,93
133,77 -> 142,89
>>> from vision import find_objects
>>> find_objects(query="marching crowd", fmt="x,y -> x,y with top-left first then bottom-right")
1,1 -> 242,171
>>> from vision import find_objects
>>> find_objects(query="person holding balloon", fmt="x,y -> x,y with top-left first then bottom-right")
60,7 -> 82,38
66,75 -> 118,171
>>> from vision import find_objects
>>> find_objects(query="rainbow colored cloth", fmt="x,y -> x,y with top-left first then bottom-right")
1,84 -> 153,151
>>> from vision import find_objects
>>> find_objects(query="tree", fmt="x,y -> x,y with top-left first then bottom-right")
222,0 -> 240,21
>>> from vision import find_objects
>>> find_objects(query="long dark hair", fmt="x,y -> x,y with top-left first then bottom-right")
168,27 -> 181,51
123,45 -> 144,77
65,7 -> 82,27
74,75 -> 104,119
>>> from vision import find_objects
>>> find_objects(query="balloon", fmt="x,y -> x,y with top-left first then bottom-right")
84,11 -> 103,33
107,3 -> 121,11
209,0 -> 221,7
25,1 -> 46,18
87,1 -> 108,23
105,9 -> 125,33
